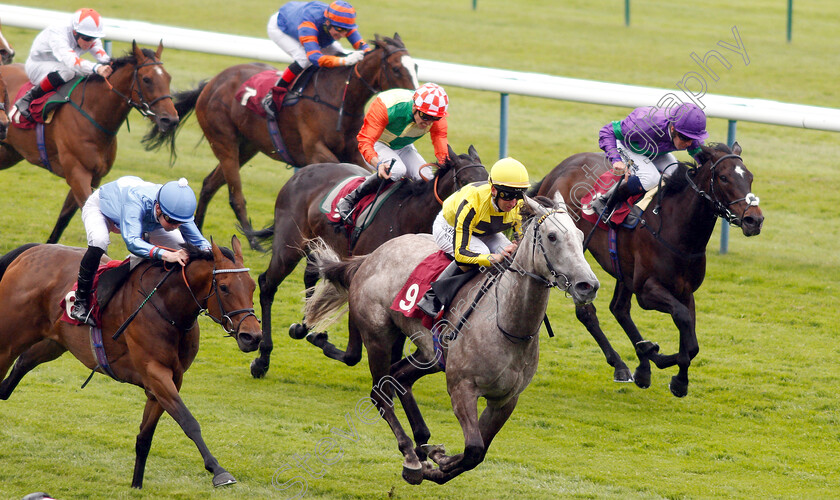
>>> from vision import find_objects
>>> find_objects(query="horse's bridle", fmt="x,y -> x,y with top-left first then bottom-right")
509,207 -> 574,293
200,266 -> 259,338
108,59 -> 173,118
684,153 -> 760,226
353,45 -> 409,95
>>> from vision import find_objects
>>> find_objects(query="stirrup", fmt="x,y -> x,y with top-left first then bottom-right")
70,300 -> 95,327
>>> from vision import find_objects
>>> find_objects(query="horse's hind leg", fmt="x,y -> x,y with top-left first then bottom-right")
195,166 -> 227,231
46,189 -> 79,244
574,301 -> 633,382
0,339 -> 67,400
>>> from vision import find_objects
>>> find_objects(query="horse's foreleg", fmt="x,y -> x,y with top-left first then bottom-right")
144,363 -> 235,487
390,353 -> 441,461
46,189 -> 80,244
574,302 -> 632,382
423,381 -> 483,484
608,284 -> 652,388
636,281 -> 698,397
307,317 -> 363,366
132,395 -> 165,489
0,339 -> 66,400
367,342 -> 423,485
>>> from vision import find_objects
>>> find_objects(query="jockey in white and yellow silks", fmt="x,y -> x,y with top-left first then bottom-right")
15,8 -> 112,122
416,158 -> 530,317
335,83 -> 450,223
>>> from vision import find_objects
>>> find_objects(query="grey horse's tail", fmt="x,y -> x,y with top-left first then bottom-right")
304,238 -> 366,331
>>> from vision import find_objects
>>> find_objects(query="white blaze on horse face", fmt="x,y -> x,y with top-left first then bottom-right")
734,165 -> 746,178
401,55 -> 420,89
155,67 -> 164,76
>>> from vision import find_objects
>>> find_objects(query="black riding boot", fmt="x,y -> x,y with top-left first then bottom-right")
591,179 -> 643,220
336,174 -> 381,223
69,246 -> 105,327
15,85 -> 48,122
262,62 -> 302,118
416,261 -> 462,317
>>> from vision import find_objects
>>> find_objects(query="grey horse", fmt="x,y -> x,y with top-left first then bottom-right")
304,193 -> 599,485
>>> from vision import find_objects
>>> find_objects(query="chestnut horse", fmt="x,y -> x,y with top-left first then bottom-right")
302,195 -> 598,484
244,146 -> 488,379
0,41 -> 178,244
142,34 -> 418,250
0,236 -> 262,488
0,18 -> 14,65
531,143 -> 764,397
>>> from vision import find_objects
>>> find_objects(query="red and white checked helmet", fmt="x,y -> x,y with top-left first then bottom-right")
413,83 -> 449,118
72,8 -> 105,39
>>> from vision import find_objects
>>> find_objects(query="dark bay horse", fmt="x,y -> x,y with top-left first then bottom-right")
0,69 -> 9,141
0,236 -> 261,488
142,34 -> 418,250
245,145 -> 488,379
303,195 -> 599,484
0,19 -> 14,65
0,42 -> 178,244
531,142 -> 764,397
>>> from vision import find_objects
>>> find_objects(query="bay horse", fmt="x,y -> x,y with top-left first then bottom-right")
0,41 -> 178,244
0,70 -> 9,141
244,145 -> 488,379
0,236 -> 261,488
0,18 -> 14,65
531,142 -> 764,397
142,34 -> 418,250
303,194 -> 599,484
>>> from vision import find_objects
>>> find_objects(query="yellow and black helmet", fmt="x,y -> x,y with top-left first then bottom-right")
489,158 -> 529,198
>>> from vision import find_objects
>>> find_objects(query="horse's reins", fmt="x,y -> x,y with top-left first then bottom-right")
182,264 -> 257,338
107,59 -> 173,119
433,162 -> 485,205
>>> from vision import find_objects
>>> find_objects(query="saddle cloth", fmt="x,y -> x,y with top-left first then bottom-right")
60,258 -> 130,327
390,250 -> 453,330
10,79 -> 82,128
320,175 -> 399,229
235,70 -> 289,118
580,171 -> 657,229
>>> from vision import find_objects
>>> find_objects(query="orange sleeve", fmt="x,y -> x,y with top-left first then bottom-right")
357,97 -> 389,165
429,119 -> 450,162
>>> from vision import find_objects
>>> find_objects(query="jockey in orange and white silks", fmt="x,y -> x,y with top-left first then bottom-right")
335,83 -> 450,223
15,8 -> 112,121
267,1 -> 369,90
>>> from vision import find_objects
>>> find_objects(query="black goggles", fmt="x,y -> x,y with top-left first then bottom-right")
77,33 -> 96,42
161,212 -> 182,225
495,188 -> 525,201
418,111 -> 442,122
676,131 -> 692,142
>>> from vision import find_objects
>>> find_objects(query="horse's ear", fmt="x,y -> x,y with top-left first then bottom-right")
210,237 -> 223,262
552,191 -> 566,207
394,33 -> 402,44
132,40 -> 143,61
155,40 -> 164,60
731,141 -> 742,156
468,145 -> 480,163
522,195 -> 548,216
230,235 -> 244,262
447,144 -> 456,163
694,145 -> 713,166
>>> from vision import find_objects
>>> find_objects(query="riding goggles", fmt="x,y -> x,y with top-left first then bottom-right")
77,33 -> 97,42
495,187 -> 525,201
418,111 -> 443,123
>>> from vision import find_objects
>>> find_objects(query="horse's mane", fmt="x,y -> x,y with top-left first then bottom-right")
520,196 -> 555,228
371,33 -> 406,53
388,156 -> 455,199
661,142 -> 733,198
150,243 -> 235,266
83,48 -> 157,82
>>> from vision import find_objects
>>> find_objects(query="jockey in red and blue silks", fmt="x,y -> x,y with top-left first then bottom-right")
265,1 -> 369,110
591,102 -> 708,217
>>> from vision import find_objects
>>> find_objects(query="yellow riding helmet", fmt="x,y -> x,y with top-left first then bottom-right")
489,158 -> 530,189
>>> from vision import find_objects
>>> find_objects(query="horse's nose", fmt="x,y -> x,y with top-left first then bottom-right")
156,115 -> 179,133
574,279 -> 599,303
0,123 -> 7,141
741,213 -> 764,236
237,331 -> 262,352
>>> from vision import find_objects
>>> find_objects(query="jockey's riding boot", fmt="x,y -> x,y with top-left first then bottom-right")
263,62 -> 303,118
14,85 -> 48,122
416,260 -> 461,317
591,176 -> 644,220
336,173 -> 381,224
69,246 -> 105,327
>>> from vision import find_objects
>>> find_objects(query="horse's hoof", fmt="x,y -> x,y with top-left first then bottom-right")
212,471 -> 237,487
402,464 -> 423,485
420,443 -> 446,464
248,239 -> 265,253
635,340 -> 660,357
633,367 -> 651,389
288,323 -> 308,340
250,357 -> 269,379
305,331 -> 329,347
669,375 -> 688,398
613,366 -> 634,383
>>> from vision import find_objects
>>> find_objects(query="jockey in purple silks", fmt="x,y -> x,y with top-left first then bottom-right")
591,102 -> 709,217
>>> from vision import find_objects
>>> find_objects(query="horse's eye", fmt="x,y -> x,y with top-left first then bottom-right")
719,175 -> 728,183
143,76 -> 152,85
392,67 -> 401,76
547,232 -> 558,242
220,284 -> 229,293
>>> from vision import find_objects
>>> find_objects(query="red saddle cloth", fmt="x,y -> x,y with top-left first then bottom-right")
235,70 -> 288,118
390,251 -> 453,330
59,259 -> 128,326
580,171 -> 643,228
323,176 -> 394,228
11,83 -> 53,129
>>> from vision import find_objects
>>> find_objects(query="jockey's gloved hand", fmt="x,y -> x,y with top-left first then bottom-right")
343,51 -> 365,65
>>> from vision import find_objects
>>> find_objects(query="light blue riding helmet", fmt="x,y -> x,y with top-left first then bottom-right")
156,178 -> 197,223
